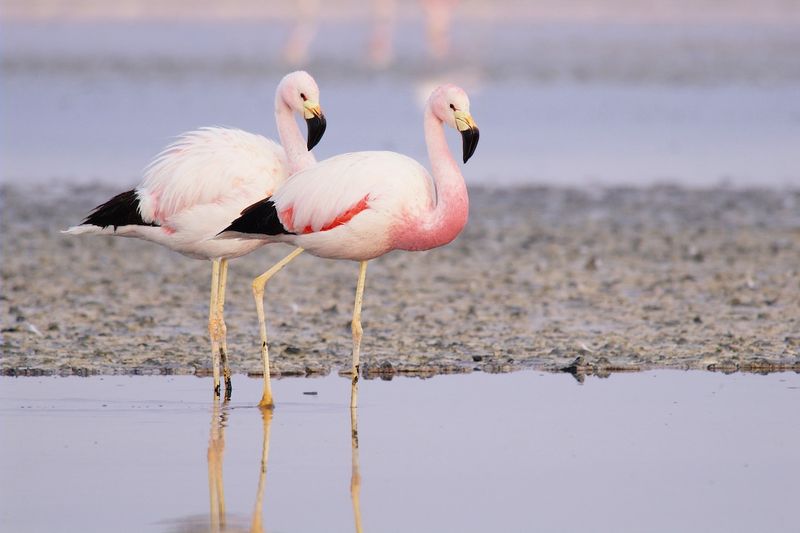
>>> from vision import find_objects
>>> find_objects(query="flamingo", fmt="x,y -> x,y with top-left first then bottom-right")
221,84 -> 479,407
63,71 -> 326,399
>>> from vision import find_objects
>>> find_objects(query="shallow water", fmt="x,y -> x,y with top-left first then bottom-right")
1,371 -> 798,532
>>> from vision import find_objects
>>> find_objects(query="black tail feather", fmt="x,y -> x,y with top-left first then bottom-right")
221,198 -> 293,236
83,189 -> 157,230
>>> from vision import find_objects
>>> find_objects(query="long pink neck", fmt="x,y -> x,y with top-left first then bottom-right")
396,104 -> 469,251
275,100 -> 316,174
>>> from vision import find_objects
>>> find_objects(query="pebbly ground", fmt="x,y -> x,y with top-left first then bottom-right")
2,184 -> 799,380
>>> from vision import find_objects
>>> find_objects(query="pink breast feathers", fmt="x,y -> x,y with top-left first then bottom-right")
282,195 -> 370,235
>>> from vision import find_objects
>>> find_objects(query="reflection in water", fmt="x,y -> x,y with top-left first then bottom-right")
172,390 -> 362,532
179,398 -> 356,532
193,401 -> 272,533
350,381 -> 363,533
250,408 -> 273,533
208,399 -> 229,532
6,374 -> 798,533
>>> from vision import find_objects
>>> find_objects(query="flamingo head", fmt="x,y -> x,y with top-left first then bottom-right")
429,84 -> 480,163
277,71 -> 327,150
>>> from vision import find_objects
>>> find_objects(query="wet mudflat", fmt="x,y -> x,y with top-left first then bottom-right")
2,185 -> 799,377
1,371 -> 798,533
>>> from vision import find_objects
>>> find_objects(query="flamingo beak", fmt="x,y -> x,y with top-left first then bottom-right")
455,111 -> 479,164
303,100 -> 326,151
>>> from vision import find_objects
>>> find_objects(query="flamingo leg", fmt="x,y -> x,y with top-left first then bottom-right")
350,261 -> 368,409
252,246 -> 305,408
217,258 -> 232,399
209,259 -> 222,397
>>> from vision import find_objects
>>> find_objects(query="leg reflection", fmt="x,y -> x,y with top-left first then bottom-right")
350,383 -> 363,533
250,407 -> 273,533
208,397 -> 229,532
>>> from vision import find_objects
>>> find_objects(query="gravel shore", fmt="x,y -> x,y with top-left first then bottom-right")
2,184 -> 799,379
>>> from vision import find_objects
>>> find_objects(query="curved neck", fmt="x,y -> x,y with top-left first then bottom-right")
275,99 -> 316,174
396,105 -> 469,251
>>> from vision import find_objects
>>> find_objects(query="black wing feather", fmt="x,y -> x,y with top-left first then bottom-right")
221,198 -> 293,236
82,190 -> 158,230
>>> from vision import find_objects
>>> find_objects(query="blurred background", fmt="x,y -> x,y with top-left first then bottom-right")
2,0 -> 799,188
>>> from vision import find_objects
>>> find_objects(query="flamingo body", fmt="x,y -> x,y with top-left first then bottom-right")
66,127 -> 289,259
224,85 -> 477,264
271,151 -> 439,261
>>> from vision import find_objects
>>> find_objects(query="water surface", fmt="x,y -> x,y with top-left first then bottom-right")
1,371 -> 798,532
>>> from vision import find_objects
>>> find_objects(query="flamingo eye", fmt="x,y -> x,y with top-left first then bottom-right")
449,104 -> 456,111
300,93 -> 307,101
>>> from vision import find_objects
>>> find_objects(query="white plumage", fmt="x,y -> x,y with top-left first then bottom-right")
140,127 -> 288,232
264,151 -> 435,260
67,127 -> 290,259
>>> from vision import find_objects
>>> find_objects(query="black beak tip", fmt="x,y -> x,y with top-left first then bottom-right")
306,114 -> 327,151
461,127 -> 480,164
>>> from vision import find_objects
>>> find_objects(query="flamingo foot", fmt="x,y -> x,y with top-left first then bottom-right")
220,348 -> 233,400
258,395 -> 275,410
224,377 -> 232,401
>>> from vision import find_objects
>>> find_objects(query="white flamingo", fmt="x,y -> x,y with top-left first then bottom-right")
64,71 -> 326,398
221,84 -> 479,407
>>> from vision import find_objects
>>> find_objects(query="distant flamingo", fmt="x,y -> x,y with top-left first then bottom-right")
282,0 -> 320,66
64,71 -> 326,398
421,0 -> 459,61
222,85 -> 479,407
368,0 -> 396,68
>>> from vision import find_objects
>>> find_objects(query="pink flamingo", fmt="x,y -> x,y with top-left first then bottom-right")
222,84 -> 479,407
64,71 -> 326,398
